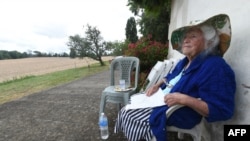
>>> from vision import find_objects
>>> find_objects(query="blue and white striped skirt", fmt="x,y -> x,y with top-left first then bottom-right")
114,107 -> 154,141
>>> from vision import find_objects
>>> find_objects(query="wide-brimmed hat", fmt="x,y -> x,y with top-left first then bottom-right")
170,14 -> 231,56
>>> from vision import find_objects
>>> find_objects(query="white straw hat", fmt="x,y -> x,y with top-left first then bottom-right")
171,14 -> 231,56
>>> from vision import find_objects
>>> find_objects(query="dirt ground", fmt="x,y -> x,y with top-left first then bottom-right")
0,56 -> 114,83
0,70 -> 187,141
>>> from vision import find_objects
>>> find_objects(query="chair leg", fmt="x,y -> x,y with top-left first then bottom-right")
123,93 -> 130,105
177,132 -> 184,140
99,94 -> 106,115
117,103 -> 122,111
191,135 -> 201,141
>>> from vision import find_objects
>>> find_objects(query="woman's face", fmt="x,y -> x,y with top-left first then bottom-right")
181,28 -> 205,60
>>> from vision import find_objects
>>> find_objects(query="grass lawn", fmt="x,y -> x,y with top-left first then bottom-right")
0,62 -> 109,105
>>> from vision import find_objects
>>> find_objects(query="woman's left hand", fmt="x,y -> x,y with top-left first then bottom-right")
164,92 -> 189,107
164,92 -> 209,116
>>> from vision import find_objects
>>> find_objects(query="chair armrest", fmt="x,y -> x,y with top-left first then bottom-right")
166,104 -> 185,118
166,98 -> 201,118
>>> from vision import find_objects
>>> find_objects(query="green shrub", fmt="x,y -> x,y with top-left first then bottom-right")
125,35 -> 169,90
125,35 -> 169,73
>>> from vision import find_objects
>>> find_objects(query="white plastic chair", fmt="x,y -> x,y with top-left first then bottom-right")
154,58 -> 180,84
99,56 -> 140,115
166,104 -> 211,141
151,105 -> 210,141
142,59 -> 179,92
141,61 -> 165,92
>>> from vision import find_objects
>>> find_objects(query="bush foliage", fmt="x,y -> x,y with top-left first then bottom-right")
125,35 -> 169,90
125,35 -> 169,73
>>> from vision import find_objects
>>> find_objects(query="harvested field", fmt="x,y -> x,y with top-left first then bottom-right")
0,56 -> 114,83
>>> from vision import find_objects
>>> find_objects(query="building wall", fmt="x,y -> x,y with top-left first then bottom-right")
168,0 -> 250,140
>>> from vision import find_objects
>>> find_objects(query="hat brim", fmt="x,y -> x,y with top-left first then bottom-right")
170,14 -> 231,56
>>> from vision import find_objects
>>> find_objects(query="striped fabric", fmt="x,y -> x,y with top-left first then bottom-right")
114,107 -> 154,141
114,71 -> 184,141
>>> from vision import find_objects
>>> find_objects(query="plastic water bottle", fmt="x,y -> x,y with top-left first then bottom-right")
99,112 -> 109,140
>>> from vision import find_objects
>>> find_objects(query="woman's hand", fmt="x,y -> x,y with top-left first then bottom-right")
164,92 -> 209,117
145,85 -> 159,96
164,92 -> 188,106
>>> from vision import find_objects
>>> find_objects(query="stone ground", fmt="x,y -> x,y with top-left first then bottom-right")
0,70 -> 189,141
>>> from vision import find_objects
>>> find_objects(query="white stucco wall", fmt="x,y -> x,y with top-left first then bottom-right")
168,0 -> 250,141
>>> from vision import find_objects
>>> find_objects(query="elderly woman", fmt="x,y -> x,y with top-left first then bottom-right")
114,14 -> 236,141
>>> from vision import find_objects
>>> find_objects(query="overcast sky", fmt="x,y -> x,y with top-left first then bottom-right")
0,0 -> 134,54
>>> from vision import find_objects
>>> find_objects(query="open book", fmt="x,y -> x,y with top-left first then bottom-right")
125,88 -> 166,110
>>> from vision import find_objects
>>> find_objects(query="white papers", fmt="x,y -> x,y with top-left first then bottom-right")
125,88 -> 166,110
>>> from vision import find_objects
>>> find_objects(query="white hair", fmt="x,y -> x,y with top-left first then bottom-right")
200,25 -> 220,55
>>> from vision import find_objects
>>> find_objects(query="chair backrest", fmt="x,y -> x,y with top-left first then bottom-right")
141,58 -> 181,92
110,56 -> 140,89
142,61 -> 165,91
155,58 -> 181,84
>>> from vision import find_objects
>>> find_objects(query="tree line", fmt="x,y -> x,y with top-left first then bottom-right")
0,50 -> 69,60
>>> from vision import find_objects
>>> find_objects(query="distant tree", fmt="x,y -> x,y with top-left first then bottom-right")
22,52 -> 29,58
0,50 -> 10,60
67,34 -> 90,58
33,51 -> 42,57
138,9 -> 170,43
67,24 -> 110,66
0,50 -> 29,59
69,48 -> 77,58
53,53 -> 58,57
9,51 -> 22,59
127,0 -> 171,15
127,0 -> 171,43
125,17 -> 138,43
107,40 -> 129,56
61,52 -> 69,57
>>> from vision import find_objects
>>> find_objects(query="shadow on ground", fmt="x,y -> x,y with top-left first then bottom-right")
0,71 -> 190,141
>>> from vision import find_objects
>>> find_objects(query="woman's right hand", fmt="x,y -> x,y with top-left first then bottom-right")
146,85 -> 159,96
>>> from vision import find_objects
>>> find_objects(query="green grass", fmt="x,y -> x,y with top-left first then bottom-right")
0,62 -> 109,104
